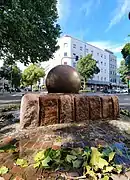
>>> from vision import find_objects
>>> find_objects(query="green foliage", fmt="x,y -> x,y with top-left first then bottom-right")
0,144 -> 17,153
22,64 -> 45,87
16,159 -> 28,168
118,60 -> 128,84
0,0 -> 61,65
33,144 -> 130,179
76,54 -> 100,89
0,61 -> 22,88
121,43 -> 130,59
0,166 -> 8,175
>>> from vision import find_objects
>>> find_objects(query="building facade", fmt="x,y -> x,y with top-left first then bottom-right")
41,35 -> 117,88
105,49 -> 117,86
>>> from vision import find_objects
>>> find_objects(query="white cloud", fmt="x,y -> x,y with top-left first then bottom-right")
80,0 -> 101,16
87,40 -> 124,53
106,0 -> 130,31
117,57 -> 122,68
57,0 -> 71,23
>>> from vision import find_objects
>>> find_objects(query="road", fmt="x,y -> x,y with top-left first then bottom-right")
0,92 -> 130,110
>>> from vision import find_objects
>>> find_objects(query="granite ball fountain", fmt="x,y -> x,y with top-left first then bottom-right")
20,65 -> 119,129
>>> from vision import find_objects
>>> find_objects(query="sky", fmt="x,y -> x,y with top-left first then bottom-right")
57,0 -> 130,68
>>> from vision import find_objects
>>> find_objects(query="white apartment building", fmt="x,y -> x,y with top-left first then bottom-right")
41,35 -> 117,88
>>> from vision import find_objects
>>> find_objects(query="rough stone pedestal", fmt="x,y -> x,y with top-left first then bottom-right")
20,93 -> 120,129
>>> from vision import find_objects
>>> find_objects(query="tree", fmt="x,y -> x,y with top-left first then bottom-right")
0,0 -> 61,65
121,43 -> 130,59
22,64 -> 45,89
76,54 -> 100,89
118,59 -> 128,84
0,61 -> 22,88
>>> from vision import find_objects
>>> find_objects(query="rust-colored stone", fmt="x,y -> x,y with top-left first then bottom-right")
100,96 -> 113,119
20,93 -> 40,129
89,96 -> 102,120
74,94 -> 89,122
111,96 -> 120,119
59,94 -> 74,123
3,173 -> 12,180
39,94 -> 59,125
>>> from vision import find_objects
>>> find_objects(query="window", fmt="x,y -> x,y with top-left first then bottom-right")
101,77 -> 103,81
104,77 -> 106,81
91,50 -> 93,54
97,53 -> 99,56
101,61 -> 103,64
73,53 -> 76,56
96,61 -> 99,63
64,43 -> 68,48
104,55 -> 106,59
86,49 -> 88,53
97,76 -> 99,80
73,44 -> 76,49
105,69 -> 106,73
64,52 -> 67,56
104,62 -> 106,66
101,54 -> 103,58
101,69 -> 103,72
64,62 -> 67,65
80,46 -> 83,51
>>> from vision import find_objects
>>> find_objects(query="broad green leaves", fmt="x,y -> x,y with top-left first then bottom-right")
16,159 -> 28,168
0,166 -> 8,175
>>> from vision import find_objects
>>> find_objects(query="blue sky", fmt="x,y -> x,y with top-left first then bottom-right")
57,0 -> 130,67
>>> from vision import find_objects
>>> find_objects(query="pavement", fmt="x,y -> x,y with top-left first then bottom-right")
0,91 -> 130,108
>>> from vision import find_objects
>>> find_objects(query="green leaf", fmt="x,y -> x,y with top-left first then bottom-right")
33,162 -> 41,168
0,166 -> 8,175
16,159 -> 28,168
115,165 -> 122,174
109,152 -> 115,162
101,175 -> 109,180
34,150 -> 45,162
90,147 -> 101,166
41,156 -> 52,167
98,158 -> 108,169
66,155 -> 77,163
72,159 -> 82,168
103,166 -> 114,173
86,166 -> 97,180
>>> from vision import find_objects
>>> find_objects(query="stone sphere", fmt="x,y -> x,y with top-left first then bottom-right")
46,65 -> 81,93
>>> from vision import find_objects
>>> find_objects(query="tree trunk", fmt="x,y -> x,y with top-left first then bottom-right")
83,78 -> 86,90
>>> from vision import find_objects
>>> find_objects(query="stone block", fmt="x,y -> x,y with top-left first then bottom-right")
39,94 -> 59,125
111,96 -> 120,119
59,94 -> 74,123
100,96 -> 113,119
89,96 -> 102,120
20,93 -> 40,129
74,94 -> 89,122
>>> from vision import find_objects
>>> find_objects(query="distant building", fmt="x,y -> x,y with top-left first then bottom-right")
41,35 -> 117,88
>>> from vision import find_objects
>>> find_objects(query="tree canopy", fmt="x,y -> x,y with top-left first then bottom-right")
77,54 -> 100,80
0,0 -> 61,65
22,64 -> 45,88
0,61 -> 21,88
121,43 -> 130,59
118,59 -> 128,84
76,54 -> 100,88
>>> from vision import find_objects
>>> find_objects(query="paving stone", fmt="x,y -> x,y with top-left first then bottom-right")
2,173 -> 12,180
100,96 -> 113,119
59,94 -> 74,123
74,94 -> 89,122
20,93 -> 40,129
89,96 -> 102,120
39,94 -> 59,125
11,166 -> 24,174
